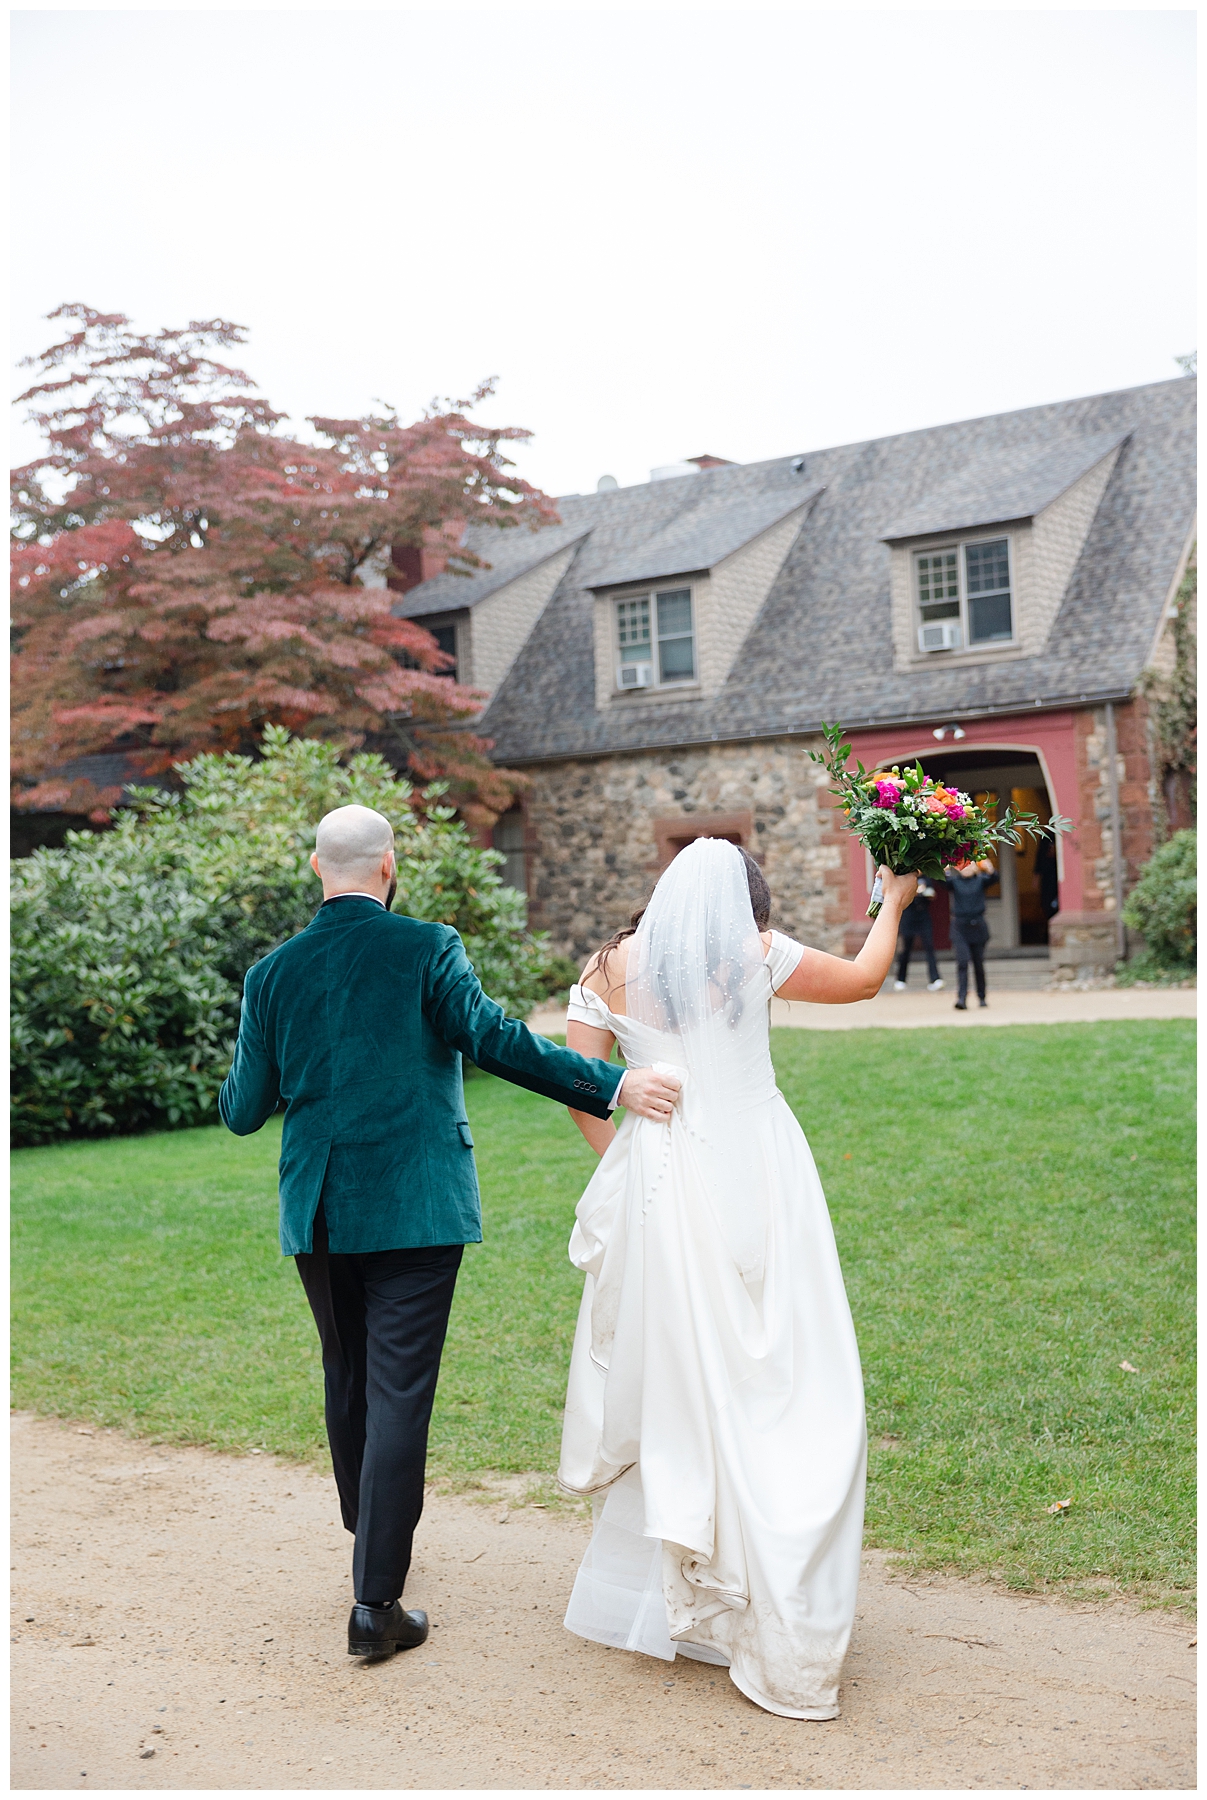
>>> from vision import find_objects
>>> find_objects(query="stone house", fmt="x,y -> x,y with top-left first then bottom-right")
394,379 -> 1195,980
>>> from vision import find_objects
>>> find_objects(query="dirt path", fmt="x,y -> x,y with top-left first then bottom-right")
11,1414 -> 1194,1791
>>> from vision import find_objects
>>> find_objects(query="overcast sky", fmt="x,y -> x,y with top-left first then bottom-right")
11,7 -> 1196,498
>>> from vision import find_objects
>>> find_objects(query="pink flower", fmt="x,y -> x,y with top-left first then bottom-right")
924,795 -> 947,814
945,803 -> 966,821
873,780 -> 901,807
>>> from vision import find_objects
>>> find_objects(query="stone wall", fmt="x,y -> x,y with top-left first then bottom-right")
1047,912 -> 1121,983
1050,696 -> 1159,977
1074,696 -> 1156,914
521,736 -> 849,962
519,698 -> 1163,974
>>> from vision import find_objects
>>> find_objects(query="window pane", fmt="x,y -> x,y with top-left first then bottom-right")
917,551 -> 959,605
616,596 -> 651,647
656,589 -> 693,638
620,643 -> 652,664
494,812 -> 524,852
969,590 -> 1013,642
499,853 -> 526,897
491,813 -> 526,907
965,539 -> 1010,595
431,624 -> 457,679
659,635 -> 695,680
919,601 -> 960,622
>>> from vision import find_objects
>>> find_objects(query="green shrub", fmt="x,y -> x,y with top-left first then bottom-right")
540,954 -> 584,1002
1120,829 -> 1197,981
11,729 -> 559,1146
11,852 -> 236,1145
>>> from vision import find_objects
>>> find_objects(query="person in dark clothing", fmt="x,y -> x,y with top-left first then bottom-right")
1033,834 -> 1059,919
945,859 -> 997,1009
894,880 -> 943,990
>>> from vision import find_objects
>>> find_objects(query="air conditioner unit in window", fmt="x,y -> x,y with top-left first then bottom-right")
918,621 -> 963,654
617,663 -> 653,689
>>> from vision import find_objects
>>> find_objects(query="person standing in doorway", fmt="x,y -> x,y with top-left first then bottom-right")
1033,833 -> 1060,920
945,858 -> 996,1009
893,879 -> 944,992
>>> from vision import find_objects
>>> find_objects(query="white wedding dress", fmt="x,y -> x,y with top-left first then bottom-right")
557,839 -> 866,1721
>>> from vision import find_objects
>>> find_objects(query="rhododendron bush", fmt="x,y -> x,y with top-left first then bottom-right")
809,722 -> 1068,917
11,729 -> 563,1146
12,305 -> 557,826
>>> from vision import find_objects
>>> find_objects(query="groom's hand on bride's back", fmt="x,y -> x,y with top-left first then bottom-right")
618,1066 -> 682,1122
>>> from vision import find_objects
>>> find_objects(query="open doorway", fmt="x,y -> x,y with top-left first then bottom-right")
891,749 -> 1057,949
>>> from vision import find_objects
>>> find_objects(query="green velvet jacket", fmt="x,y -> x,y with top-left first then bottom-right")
218,896 -> 619,1256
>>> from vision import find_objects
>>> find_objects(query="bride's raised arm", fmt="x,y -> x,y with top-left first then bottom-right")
772,865 -> 917,1004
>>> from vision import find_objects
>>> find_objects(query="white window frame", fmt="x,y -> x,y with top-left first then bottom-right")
914,533 -> 1016,654
613,584 -> 698,690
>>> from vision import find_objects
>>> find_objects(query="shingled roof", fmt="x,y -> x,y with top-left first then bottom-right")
398,377 -> 1196,763
878,429 -> 1130,541
586,483 -> 822,588
397,520 -> 589,618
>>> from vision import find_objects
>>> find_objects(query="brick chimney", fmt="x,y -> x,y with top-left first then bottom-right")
386,522 -> 464,596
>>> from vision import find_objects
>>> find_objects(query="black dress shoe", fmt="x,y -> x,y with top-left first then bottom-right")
348,1601 -> 429,1660
953,1002 -> 967,1011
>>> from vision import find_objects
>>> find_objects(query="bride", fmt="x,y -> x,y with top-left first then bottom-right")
557,837 -> 916,1721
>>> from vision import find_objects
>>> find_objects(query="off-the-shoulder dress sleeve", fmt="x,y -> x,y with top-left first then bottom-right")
566,983 -> 615,1028
764,930 -> 807,994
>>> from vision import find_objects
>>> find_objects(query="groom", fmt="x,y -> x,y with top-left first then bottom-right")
219,804 -> 680,1661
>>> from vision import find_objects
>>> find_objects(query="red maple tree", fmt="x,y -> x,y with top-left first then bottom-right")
12,305 -> 557,825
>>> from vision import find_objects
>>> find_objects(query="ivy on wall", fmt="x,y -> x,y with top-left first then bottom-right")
1142,552 -> 1197,835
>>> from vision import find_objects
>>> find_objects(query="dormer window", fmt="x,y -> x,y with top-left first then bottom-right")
615,586 -> 696,689
915,536 -> 1014,653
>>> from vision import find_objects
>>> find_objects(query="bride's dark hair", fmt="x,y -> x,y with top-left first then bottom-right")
593,844 -> 771,989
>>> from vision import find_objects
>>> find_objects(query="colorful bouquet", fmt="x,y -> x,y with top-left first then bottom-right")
809,722 -> 1069,918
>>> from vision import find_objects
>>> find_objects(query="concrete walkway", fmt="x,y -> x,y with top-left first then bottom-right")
530,986 -> 1195,1036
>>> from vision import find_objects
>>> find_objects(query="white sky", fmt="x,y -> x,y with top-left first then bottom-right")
10,7 -> 1197,499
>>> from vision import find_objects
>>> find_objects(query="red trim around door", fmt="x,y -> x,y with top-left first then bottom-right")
839,712 -> 1082,920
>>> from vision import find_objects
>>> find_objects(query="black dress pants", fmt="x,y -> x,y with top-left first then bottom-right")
295,1204 -> 463,1605
896,915 -> 940,985
950,922 -> 988,1005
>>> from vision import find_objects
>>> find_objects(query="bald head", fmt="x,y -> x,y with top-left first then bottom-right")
311,805 -> 396,899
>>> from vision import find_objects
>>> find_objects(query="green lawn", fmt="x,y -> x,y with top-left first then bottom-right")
11,1021 -> 1194,1605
